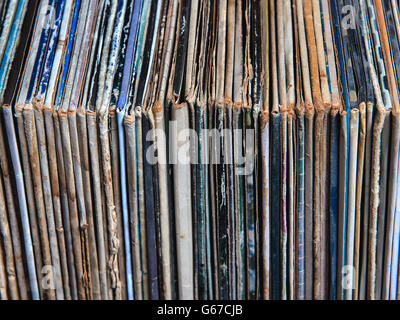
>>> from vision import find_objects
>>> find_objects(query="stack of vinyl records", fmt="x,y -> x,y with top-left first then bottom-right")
0,0 -> 400,301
